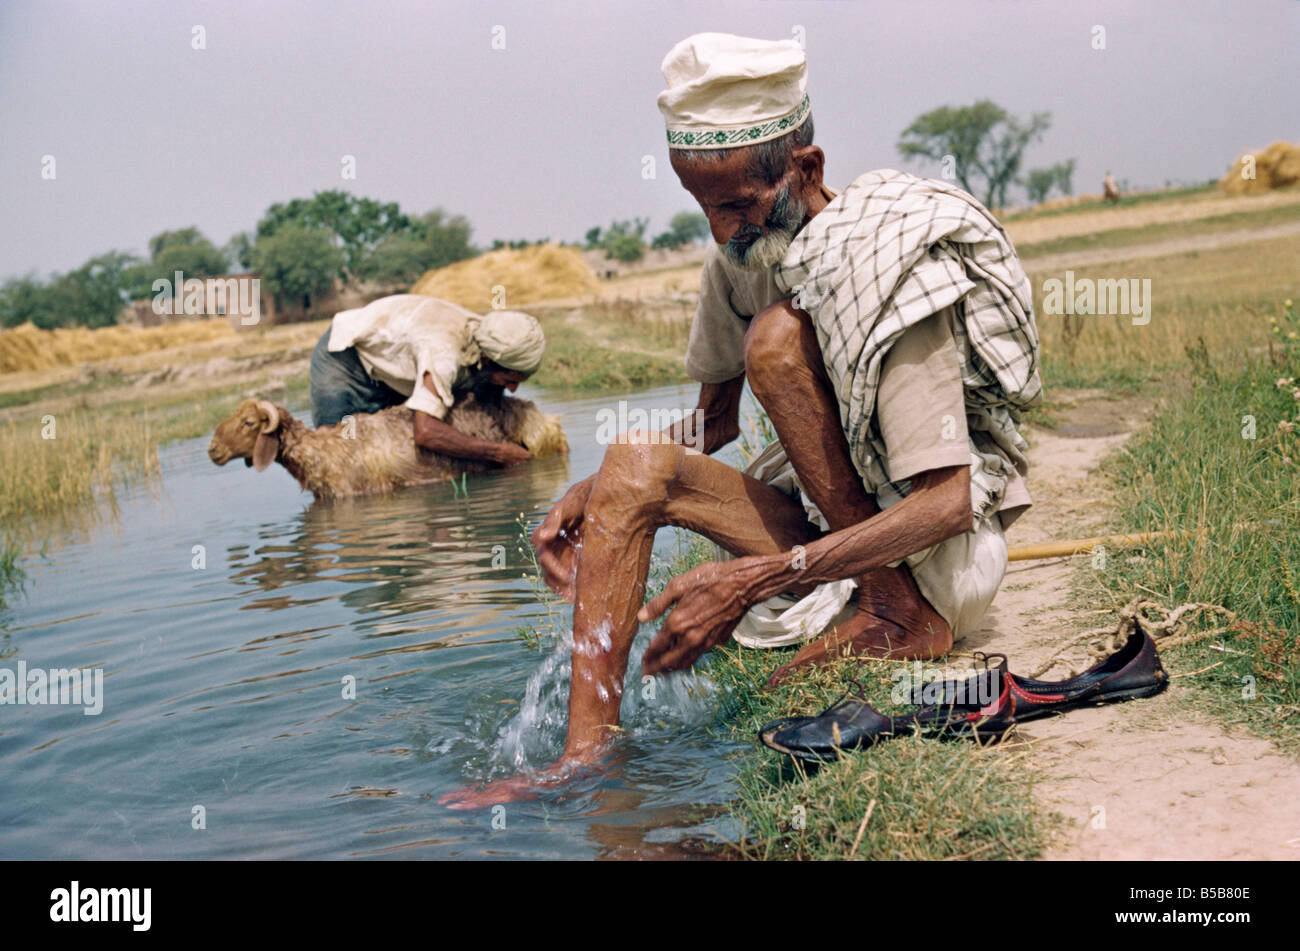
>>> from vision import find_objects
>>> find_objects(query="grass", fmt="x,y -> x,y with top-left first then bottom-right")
708,647 -> 1050,860
530,300 -> 692,391
1072,309 -> 1300,753
0,370 -> 308,533
1032,233 -> 1300,389
638,532 -> 1048,860
0,538 -> 25,612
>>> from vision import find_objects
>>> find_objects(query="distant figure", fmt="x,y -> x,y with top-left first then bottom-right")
1103,171 -> 1121,204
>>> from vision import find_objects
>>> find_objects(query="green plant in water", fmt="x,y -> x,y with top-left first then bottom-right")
512,512 -> 569,649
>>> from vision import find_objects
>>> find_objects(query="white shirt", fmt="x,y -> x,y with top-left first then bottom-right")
327,294 -> 482,420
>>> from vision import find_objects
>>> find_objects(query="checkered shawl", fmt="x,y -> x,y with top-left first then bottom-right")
775,169 -> 1042,515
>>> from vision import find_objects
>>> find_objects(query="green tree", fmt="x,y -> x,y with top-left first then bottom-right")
223,231 -> 254,272
43,251 -> 141,328
357,208 -> 478,288
410,209 -> 477,266
606,233 -> 645,262
249,225 -> 344,311
0,275 -> 50,328
256,191 -> 411,279
1053,158 -> 1077,196
669,211 -> 709,245
897,100 -> 1051,209
1024,168 -> 1058,205
1022,158 -> 1078,205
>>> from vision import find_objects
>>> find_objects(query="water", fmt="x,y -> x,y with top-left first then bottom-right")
0,383 -> 759,859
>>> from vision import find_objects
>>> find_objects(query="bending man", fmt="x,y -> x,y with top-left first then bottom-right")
310,293 -> 545,467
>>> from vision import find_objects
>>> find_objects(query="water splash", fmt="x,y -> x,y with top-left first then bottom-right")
486,624 -> 721,778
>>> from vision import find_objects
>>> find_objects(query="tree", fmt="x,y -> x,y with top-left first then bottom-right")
0,275 -> 49,328
255,191 -> 411,280
605,234 -> 645,262
1024,168 -> 1058,205
223,231 -> 254,272
249,225 -> 344,311
897,100 -> 1051,209
356,208 -> 478,289
1053,158 -> 1077,196
585,218 -> 649,261
668,211 -> 709,245
411,209 -> 477,268
1022,158 -> 1078,206
651,211 -> 711,251
120,227 -> 228,301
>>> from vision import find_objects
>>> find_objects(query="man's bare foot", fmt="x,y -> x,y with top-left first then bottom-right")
766,565 -> 952,686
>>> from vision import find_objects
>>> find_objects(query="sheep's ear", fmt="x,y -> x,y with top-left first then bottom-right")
252,432 -> 278,471
255,400 -> 280,435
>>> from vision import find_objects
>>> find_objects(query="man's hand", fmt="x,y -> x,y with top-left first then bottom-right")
531,475 -> 595,601
491,442 -> 532,467
638,560 -> 752,675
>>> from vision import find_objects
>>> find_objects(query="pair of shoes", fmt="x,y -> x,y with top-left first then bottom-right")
760,628 -> 1169,762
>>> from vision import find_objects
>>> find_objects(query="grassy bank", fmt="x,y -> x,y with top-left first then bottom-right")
531,302 -> 691,390
0,371 -> 308,532
639,533 -> 1048,860
708,643 -> 1050,859
1075,307 -> 1299,752
1032,233 -> 1300,389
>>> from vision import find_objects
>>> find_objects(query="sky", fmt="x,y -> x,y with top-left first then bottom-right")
1,0 -> 1296,281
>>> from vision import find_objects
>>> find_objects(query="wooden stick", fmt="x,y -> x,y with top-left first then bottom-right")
1007,530 -> 1178,562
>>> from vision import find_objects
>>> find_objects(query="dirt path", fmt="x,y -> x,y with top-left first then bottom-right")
1004,189 -> 1300,246
1021,219 -> 1300,274
966,391 -> 1300,859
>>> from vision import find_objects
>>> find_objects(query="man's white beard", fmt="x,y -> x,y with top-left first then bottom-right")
728,229 -> 796,271
722,185 -> 807,272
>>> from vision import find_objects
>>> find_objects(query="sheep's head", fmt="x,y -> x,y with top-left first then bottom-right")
208,399 -> 283,471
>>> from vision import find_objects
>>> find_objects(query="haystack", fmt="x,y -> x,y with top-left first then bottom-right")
0,320 -> 234,374
409,243 -> 598,313
1219,141 -> 1300,195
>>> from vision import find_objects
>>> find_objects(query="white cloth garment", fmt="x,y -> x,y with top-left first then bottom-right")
328,294 -> 482,420
658,33 -> 811,149
730,440 -> 1008,648
775,169 -> 1043,522
475,309 -> 546,375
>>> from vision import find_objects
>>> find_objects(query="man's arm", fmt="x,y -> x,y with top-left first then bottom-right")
410,370 -> 531,465
412,410 -> 531,465
639,463 -> 972,674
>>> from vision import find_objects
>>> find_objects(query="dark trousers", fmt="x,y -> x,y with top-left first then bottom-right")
309,330 -> 406,427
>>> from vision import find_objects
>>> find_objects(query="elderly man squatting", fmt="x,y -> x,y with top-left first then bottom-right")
442,33 -> 1041,809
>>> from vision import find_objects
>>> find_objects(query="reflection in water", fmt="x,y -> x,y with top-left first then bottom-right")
228,454 -> 572,626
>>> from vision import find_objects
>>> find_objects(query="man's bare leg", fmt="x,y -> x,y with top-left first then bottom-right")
440,437 -> 819,808
744,300 -> 953,682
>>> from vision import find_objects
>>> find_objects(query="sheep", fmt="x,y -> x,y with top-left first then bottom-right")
208,394 -> 568,500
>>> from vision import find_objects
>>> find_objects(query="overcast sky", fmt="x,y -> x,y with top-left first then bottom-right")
1,0 -> 1296,281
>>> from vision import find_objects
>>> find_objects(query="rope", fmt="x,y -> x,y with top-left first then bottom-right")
1028,597 -> 1239,679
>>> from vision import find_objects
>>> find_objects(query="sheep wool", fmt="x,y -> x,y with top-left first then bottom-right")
209,394 -> 567,500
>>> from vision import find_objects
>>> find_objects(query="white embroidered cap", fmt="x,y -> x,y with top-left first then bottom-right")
658,32 -> 810,150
